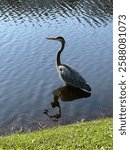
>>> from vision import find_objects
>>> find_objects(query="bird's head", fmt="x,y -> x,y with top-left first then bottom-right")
47,36 -> 65,44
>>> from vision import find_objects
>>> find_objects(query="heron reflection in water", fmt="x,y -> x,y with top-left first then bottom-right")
46,36 -> 91,92
43,85 -> 91,121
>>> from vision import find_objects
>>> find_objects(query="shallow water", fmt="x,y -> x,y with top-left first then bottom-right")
0,0 -> 113,132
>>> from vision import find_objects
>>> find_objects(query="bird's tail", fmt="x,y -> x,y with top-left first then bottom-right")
81,83 -> 91,92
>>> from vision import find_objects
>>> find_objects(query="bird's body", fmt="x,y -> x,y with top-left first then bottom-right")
58,64 -> 91,92
47,36 -> 91,92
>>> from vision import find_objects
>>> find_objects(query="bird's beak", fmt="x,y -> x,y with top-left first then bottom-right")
46,37 -> 57,40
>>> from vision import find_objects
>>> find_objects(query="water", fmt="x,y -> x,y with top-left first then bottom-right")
0,0 -> 113,133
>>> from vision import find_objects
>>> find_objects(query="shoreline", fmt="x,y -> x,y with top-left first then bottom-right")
0,114 -> 112,136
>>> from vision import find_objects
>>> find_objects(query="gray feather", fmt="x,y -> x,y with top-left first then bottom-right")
58,64 -> 91,92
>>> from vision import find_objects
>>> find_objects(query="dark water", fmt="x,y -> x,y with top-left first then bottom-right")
0,0 -> 113,133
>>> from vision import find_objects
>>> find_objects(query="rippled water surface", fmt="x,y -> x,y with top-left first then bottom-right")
0,0 -> 113,133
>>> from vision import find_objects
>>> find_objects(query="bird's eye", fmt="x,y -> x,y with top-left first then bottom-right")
60,68 -> 62,71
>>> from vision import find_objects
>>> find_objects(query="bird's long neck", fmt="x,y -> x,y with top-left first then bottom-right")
56,41 -> 65,67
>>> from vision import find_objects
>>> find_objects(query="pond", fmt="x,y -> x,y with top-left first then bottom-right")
0,0 -> 113,134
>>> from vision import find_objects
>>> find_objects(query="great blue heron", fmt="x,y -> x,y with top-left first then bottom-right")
47,36 -> 91,92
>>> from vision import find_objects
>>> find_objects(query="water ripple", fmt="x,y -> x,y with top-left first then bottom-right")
0,0 -> 112,131
0,0 -> 113,27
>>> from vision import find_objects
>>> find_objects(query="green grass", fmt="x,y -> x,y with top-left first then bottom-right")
0,118 -> 112,150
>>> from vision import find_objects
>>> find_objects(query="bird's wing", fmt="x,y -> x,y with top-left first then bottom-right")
60,64 -> 91,92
